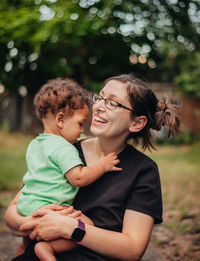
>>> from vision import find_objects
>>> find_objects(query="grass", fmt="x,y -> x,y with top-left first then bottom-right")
0,131 -> 33,191
0,131 -> 200,225
145,143 -> 200,221
0,132 -> 86,191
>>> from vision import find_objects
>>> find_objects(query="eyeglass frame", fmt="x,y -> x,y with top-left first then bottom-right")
92,93 -> 134,112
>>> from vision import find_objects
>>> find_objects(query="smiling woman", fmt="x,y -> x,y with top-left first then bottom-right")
4,73 -> 180,261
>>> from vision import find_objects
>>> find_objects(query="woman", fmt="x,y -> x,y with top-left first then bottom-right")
4,73 -> 180,261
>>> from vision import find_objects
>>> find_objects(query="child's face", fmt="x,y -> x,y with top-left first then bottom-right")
61,104 -> 89,143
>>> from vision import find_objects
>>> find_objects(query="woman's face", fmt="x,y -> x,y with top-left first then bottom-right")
90,80 -> 133,140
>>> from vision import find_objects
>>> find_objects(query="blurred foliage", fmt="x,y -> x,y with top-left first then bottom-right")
0,0 -> 200,96
174,51 -> 200,97
154,128 -> 197,145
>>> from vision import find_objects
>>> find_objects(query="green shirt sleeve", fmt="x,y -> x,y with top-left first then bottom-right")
52,141 -> 83,175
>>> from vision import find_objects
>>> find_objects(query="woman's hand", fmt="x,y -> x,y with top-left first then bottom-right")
32,205 -> 82,218
20,211 -> 76,241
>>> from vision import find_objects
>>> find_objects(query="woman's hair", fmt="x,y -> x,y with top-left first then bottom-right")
104,73 -> 180,151
34,78 -> 90,120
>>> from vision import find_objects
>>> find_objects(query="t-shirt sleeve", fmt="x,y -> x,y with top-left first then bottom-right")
53,142 -> 83,175
126,159 -> 163,224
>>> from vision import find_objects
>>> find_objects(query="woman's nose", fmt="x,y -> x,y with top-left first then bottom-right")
93,99 -> 106,111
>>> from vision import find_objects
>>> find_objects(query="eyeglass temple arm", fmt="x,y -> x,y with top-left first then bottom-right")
118,104 -> 133,112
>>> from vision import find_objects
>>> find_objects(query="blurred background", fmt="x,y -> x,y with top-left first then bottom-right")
0,0 -> 200,260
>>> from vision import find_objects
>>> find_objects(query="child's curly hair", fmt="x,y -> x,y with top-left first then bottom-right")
34,78 -> 90,120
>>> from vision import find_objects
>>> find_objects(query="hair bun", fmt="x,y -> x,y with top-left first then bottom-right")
154,97 -> 180,136
157,98 -> 168,112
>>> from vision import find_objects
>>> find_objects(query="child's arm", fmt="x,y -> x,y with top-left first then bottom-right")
66,152 -> 122,187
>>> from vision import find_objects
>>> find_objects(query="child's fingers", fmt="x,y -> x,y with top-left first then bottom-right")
112,166 -> 122,171
113,159 -> 120,164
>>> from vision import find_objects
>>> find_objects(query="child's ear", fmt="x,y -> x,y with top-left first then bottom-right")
129,116 -> 147,133
56,112 -> 65,128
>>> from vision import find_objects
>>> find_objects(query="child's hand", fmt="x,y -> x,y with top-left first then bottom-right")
99,152 -> 122,172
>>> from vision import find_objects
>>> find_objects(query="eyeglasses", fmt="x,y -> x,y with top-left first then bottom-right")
92,93 -> 133,112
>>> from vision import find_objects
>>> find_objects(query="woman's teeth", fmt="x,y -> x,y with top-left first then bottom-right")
94,116 -> 107,123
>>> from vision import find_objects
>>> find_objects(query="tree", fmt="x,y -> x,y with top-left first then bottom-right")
174,51 -> 200,98
0,0 -> 199,96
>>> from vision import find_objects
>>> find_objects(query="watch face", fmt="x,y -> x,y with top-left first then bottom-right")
71,227 -> 85,242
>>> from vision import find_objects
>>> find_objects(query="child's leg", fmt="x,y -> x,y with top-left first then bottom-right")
34,242 -> 56,261
34,239 -> 77,261
16,242 -> 26,257
16,237 -> 31,256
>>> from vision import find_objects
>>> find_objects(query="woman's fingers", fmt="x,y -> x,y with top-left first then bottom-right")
32,205 -> 74,217
32,204 -> 63,217
58,206 -> 74,216
32,209 -> 47,217
29,229 -> 38,240
36,236 -> 41,241
60,206 -> 74,214
69,210 -> 82,218
20,221 -> 37,231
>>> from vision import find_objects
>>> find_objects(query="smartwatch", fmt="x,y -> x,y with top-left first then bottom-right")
70,219 -> 86,242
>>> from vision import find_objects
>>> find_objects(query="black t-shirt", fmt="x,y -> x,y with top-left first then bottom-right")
12,141 -> 162,261
56,142 -> 163,261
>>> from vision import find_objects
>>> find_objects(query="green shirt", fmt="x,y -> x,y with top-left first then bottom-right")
17,133 -> 83,216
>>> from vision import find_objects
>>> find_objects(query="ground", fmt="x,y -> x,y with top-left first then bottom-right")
0,193 -> 200,261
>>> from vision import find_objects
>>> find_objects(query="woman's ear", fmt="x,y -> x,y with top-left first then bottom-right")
129,116 -> 147,133
56,112 -> 65,128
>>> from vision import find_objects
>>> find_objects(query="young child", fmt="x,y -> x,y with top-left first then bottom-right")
16,78 -> 121,261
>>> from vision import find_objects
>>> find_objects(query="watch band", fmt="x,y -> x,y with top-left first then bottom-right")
77,219 -> 85,230
70,219 -> 86,242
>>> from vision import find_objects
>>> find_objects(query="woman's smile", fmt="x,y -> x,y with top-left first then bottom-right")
93,114 -> 108,125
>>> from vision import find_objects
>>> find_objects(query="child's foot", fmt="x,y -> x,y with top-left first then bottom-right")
35,242 -> 57,261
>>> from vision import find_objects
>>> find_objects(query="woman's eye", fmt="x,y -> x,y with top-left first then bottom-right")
109,100 -> 117,107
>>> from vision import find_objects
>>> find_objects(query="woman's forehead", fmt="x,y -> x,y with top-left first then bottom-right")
101,80 -> 128,96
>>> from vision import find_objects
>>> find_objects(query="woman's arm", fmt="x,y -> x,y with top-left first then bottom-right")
4,191 -> 31,237
75,209 -> 154,261
20,209 -> 154,261
3,191 -> 74,237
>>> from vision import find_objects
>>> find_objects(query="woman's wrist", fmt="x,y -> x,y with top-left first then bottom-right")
61,216 -> 79,240
70,219 -> 86,242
